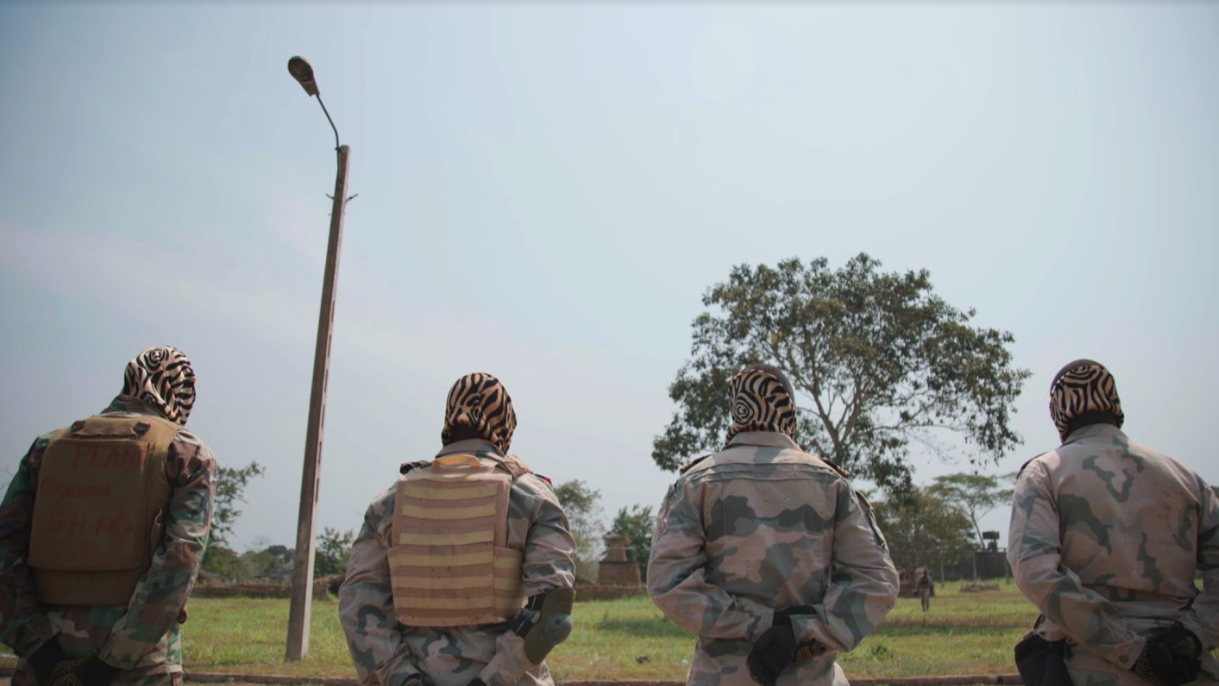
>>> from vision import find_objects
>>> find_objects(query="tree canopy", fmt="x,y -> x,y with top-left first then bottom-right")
210,461 -> 265,547
653,254 -> 1030,488
929,473 -> 1012,547
872,486 -> 973,575
554,479 -> 606,580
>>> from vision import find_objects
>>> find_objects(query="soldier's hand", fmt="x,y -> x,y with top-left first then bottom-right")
747,620 -> 797,686
400,675 -> 436,686
1131,623 -> 1202,686
28,641 -> 71,684
48,654 -> 119,686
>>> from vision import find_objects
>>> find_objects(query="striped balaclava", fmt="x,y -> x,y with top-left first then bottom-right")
121,346 -> 197,425
441,372 -> 517,454
726,363 -> 798,444
1049,359 -> 1124,441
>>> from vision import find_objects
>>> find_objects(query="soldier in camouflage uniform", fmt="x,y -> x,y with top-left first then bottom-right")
1008,359 -> 1219,686
339,372 -> 576,686
648,364 -> 899,686
0,346 -> 216,686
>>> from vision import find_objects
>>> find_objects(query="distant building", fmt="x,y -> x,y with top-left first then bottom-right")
597,534 -> 642,587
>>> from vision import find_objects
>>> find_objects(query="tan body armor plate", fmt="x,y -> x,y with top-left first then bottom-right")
389,454 -> 530,627
29,415 -> 176,606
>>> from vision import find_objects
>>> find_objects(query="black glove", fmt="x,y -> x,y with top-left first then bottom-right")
747,620 -> 797,686
465,679 -> 487,686
28,641 -> 70,685
1131,624 -> 1203,686
48,653 -> 120,686
400,675 -> 436,686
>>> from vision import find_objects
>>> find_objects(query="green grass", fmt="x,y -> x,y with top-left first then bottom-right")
1,581 -> 1041,680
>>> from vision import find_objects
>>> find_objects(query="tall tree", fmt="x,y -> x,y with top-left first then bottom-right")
872,487 -> 973,578
554,479 -> 605,580
210,461 -> 266,547
653,255 -> 1030,488
607,504 -> 654,582
929,473 -> 1012,547
314,527 -> 355,577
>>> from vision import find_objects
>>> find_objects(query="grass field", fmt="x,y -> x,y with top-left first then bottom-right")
0,580 -> 1041,681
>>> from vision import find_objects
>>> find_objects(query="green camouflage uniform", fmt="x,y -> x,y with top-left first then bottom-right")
1008,423 -> 1219,686
338,439 -> 576,686
0,396 -> 217,686
648,431 -> 900,686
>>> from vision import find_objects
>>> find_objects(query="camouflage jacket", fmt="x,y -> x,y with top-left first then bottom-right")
0,396 -> 216,684
1008,423 -> 1219,683
648,431 -> 899,686
338,439 -> 576,686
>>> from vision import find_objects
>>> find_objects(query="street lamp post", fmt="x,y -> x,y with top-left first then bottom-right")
284,56 -> 352,662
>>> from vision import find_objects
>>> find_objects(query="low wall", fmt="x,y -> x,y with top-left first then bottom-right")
192,575 -> 344,600
0,666 -> 1025,686
574,585 -> 646,602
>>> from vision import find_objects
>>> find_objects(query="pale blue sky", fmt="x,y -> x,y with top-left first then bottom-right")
1,2 -> 1216,552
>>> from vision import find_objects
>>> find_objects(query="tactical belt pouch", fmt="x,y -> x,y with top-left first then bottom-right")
29,415 -> 176,606
389,454 -> 527,627
1015,629 -> 1073,686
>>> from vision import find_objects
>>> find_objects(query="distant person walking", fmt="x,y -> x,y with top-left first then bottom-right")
1008,360 -> 1218,686
648,364 -> 899,686
0,346 -> 216,686
915,569 -> 933,612
339,372 -> 577,686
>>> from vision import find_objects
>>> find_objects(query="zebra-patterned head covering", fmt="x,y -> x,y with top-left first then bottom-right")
441,372 -> 517,454
1049,359 -> 1124,441
726,363 -> 798,444
121,346 -> 197,425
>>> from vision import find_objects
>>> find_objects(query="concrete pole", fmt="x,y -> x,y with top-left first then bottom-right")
286,144 -> 351,661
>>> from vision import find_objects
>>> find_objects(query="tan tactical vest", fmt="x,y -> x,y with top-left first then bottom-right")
29,415 -> 177,606
389,453 -> 531,627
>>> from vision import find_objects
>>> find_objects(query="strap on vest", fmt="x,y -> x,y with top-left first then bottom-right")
425,453 -> 532,480
488,454 -> 531,479
70,420 -> 154,439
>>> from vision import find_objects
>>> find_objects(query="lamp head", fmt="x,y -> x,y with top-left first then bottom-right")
287,56 -> 319,97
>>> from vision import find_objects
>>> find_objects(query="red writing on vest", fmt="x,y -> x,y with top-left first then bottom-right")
94,511 -> 135,541
70,443 -> 143,470
44,510 -> 136,541
39,477 -> 112,499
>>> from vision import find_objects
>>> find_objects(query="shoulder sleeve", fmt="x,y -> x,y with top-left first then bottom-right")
516,473 -> 576,597
679,454 -> 712,475
1181,477 -> 1219,650
0,435 -> 58,657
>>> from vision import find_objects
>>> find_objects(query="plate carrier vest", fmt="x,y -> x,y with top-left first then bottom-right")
389,453 -> 531,627
29,414 -> 176,606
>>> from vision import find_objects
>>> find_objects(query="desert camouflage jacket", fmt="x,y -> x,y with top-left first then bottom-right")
1008,423 -> 1219,682
0,396 -> 216,684
648,431 -> 899,686
338,439 -> 576,686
